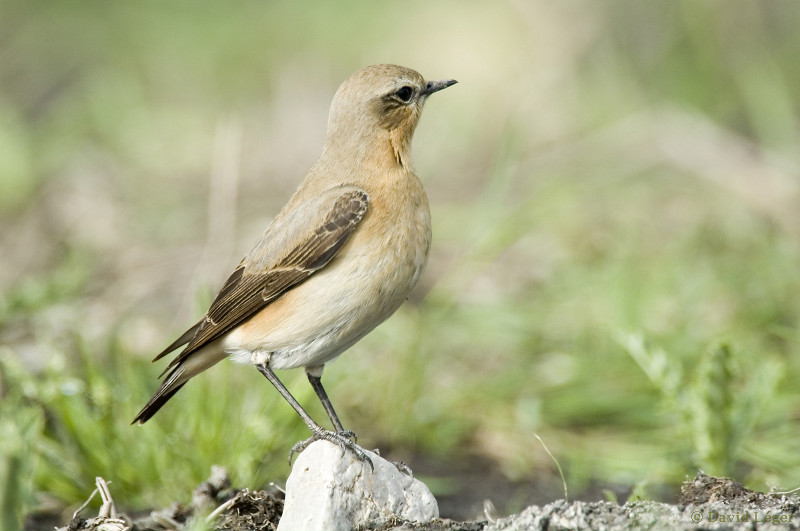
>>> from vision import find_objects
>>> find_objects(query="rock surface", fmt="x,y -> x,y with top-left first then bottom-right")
277,440 -> 439,531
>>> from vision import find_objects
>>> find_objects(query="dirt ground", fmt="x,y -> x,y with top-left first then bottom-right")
45,471 -> 799,531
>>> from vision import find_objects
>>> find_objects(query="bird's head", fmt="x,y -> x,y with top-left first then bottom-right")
324,64 -> 456,166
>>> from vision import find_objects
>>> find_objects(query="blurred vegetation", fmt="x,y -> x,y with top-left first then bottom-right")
2,0 -> 800,527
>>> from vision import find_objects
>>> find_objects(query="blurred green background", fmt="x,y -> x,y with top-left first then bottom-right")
3,0 -> 800,527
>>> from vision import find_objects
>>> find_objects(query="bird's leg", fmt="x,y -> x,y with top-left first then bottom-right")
255,363 -> 373,470
306,367 -> 352,438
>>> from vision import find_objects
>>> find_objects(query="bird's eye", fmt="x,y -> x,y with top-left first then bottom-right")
395,86 -> 413,103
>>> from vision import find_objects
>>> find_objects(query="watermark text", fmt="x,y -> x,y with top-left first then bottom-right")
690,510 -> 795,525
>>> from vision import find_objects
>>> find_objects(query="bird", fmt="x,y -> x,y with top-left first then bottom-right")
132,64 -> 456,466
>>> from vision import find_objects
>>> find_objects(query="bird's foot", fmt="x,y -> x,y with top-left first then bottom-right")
370,447 -> 412,475
288,428 -> 374,471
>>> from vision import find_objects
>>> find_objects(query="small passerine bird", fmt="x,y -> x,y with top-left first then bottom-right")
133,64 -> 456,465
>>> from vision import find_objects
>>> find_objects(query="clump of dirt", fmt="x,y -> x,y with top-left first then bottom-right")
215,489 -> 284,531
56,467 -> 283,531
680,472 -> 771,507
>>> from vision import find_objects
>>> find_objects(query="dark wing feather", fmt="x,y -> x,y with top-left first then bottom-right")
151,320 -> 202,362
160,188 -> 369,372
153,264 -> 246,363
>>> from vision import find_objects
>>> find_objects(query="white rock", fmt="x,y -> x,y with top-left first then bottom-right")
277,440 -> 439,531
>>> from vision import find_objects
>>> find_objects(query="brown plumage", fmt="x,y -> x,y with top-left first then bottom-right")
133,64 -> 456,464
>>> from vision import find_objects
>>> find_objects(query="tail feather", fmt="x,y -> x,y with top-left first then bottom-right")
132,367 -> 187,425
132,382 -> 186,424
133,344 -> 228,424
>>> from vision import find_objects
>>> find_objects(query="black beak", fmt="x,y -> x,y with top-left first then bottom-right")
423,79 -> 457,96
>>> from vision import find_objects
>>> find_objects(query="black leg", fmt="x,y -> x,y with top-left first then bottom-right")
255,363 -> 373,470
255,363 -> 322,432
307,373 -> 346,434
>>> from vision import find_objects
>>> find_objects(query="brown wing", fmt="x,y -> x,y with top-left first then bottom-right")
150,263 -> 245,364
158,188 -> 369,374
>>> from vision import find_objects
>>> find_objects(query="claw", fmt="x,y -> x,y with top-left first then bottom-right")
288,429 -> 373,471
339,430 -> 357,443
392,461 -> 413,476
